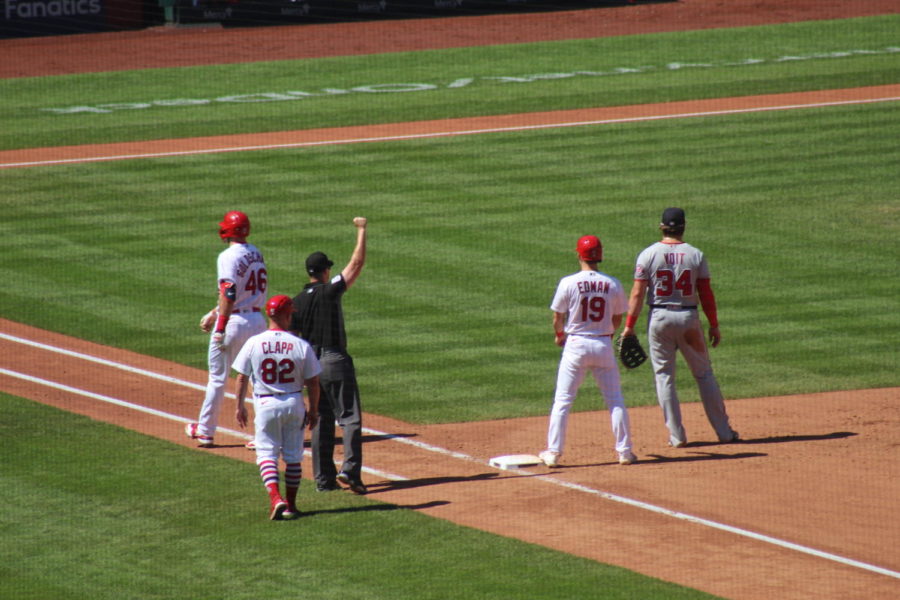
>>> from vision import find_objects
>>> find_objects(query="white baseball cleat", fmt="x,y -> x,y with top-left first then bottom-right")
538,450 -> 561,468
618,451 -> 638,465
184,422 -> 214,447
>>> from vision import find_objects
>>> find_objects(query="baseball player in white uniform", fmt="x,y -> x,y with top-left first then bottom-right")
233,294 -> 321,520
622,207 -> 738,447
185,210 -> 268,448
539,235 -> 637,468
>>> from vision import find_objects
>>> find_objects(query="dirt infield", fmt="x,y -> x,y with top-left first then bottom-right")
4,1 -> 900,598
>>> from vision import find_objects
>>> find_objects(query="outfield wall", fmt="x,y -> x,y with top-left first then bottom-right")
1,0 -> 638,39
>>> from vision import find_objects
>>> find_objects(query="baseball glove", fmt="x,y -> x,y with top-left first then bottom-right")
616,334 -> 647,369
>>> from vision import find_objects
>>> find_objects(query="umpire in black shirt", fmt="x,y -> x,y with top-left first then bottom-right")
291,217 -> 368,494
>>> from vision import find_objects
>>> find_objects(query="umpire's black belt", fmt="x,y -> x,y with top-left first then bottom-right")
649,304 -> 697,310
314,346 -> 346,355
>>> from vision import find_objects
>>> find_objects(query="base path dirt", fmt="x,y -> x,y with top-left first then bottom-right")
2,319 -> 899,600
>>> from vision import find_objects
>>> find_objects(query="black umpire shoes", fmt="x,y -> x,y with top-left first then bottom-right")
336,472 -> 368,495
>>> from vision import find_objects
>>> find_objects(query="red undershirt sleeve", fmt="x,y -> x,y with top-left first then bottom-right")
697,278 -> 718,328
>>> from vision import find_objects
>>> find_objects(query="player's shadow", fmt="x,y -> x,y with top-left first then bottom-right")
301,500 -> 450,517
685,431 -> 857,448
300,432 -> 416,447
310,432 -> 417,446
554,450 -> 766,468
363,432 -> 418,444
637,451 -> 767,464
365,472 -> 500,494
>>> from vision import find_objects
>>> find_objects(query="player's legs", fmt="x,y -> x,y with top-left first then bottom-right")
588,338 -> 633,455
253,396 -> 285,461
196,314 -> 262,438
197,336 -> 229,438
319,351 -> 363,481
547,342 -> 586,454
678,319 -> 736,442
280,395 -> 305,516
648,310 -> 687,446
281,395 -> 306,464
253,398 -> 286,514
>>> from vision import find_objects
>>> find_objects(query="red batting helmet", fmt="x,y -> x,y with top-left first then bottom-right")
576,235 -> 603,262
218,211 -> 250,240
266,294 -> 294,318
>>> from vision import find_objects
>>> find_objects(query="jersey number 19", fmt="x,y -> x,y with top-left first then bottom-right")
579,296 -> 606,322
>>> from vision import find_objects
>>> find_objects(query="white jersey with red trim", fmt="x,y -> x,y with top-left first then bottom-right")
550,270 -> 627,336
217,242 -> 267,312
634,241 -> 710,307
233,329 -> 321,397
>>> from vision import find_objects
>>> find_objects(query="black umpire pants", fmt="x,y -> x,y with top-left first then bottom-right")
312,349 -> 363,484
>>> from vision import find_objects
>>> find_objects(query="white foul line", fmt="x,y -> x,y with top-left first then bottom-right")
2,95 -> 898,169
1,335 -> 897,580
0,365 -> 407,484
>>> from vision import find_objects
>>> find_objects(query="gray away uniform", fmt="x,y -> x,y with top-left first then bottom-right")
634,240 -> 737,446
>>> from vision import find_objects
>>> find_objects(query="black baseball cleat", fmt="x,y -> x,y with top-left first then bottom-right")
316,481 -> 340,492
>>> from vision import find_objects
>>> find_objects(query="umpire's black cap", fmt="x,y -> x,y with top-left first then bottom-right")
661,207 -> 686,227
306,251 -> 334,275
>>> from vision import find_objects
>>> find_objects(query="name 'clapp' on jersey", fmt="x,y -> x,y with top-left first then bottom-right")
261,340 -> 294,355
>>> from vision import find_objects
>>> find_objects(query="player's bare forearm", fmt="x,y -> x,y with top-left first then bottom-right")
234,374 -> 249,428
552,312 -> 567,346
216,296 -> 235,321
623,280 -> 648,336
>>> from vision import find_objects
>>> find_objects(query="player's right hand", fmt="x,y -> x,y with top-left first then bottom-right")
200,311 -> 216,332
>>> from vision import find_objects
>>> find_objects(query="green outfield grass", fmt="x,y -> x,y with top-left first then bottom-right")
0,396 -> 720,600
0,15 -> 898,150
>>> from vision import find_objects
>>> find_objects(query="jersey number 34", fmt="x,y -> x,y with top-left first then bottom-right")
655,269 -> 693,297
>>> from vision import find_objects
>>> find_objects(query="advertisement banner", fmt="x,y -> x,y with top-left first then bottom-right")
1,0 -> 145,38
